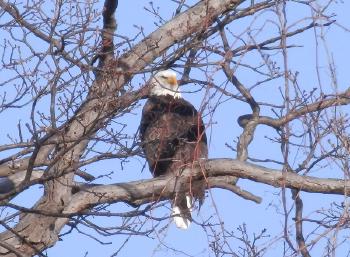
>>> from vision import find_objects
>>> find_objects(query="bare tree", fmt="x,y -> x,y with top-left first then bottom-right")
0,0 -> 349,256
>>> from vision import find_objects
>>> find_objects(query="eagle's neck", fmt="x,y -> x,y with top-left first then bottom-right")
150,87 -> 182,99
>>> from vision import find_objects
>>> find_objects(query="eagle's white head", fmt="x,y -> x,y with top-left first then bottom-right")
149,70 -> 182,99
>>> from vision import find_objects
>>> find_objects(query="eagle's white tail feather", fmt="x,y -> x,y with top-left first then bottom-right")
172,195 -> 192,230
186,195 -> 192,210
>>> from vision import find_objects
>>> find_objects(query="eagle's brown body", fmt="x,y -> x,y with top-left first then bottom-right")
140,95 -> 207,176
140,95 -> 207,228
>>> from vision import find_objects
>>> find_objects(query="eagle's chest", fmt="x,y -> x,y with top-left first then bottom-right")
146,112 -> 184,141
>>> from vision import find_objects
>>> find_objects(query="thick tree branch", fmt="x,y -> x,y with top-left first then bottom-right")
204,159 -> 350,195
238,88 -> 350,130
98,0 -> 118,68
118,0 -> 242,72
259,88 -> 350,128
10,158 -> 346,219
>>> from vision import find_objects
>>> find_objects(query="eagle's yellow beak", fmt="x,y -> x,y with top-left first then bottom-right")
167,75 -> 178,86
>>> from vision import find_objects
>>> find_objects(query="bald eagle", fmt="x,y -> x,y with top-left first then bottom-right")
140,70 -> 208,229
